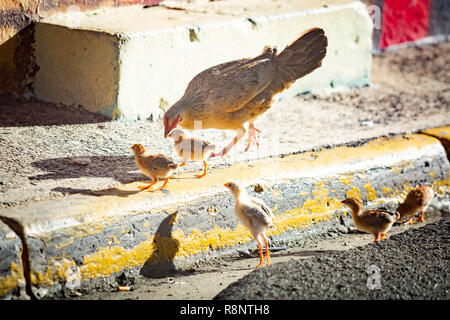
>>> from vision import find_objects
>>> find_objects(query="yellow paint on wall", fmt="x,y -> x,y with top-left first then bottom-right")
4,132 -> 448,292
346,187 -> 361,200
382,187 -> 393,196
340,175 -> 353,186
0,262 -> 23,297
363,183 -> 377,201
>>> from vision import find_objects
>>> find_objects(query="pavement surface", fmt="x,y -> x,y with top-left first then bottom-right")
215,216 -> 450,300
67,210 -> 447,300
0,42 -> 449,209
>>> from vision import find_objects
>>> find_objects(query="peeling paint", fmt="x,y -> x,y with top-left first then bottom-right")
363,183 -> 377,201
0,262 -> 23,297
346,187 -> 362,200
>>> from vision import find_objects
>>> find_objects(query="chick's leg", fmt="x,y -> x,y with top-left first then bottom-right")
255,238 -> 265,269
244,123 -> 261,152
373,234 -> 379,242
380,233 -> 387,240
407,216 -> 417,225
413,211 -> 425,223
139,180 -> 157,190
154,177 -> 170,191
195,161 -> 208,178
261,233 -> 271,265
209,128 -> 246,158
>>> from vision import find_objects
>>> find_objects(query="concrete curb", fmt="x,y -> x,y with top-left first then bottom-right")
32,0 -> 372,120
0,128 -> 449,299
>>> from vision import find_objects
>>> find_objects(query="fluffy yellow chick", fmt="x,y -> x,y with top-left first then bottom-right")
224,182 -> 275,268
341,197 -> 400,242
167,129 -> 216,178
396,185 -> 434,224
131,143 -> 178,191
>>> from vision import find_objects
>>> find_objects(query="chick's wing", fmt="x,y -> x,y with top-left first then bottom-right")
240,203 -> 273,227
143,154 -> 177,170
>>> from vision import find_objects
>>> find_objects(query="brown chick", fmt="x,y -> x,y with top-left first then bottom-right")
167,129 -> 216,178
131,143 -> 178,191
224,182 -> 275,268
341,197 -> 400,242
163,28 -> 328,157
396,185 -> 434,224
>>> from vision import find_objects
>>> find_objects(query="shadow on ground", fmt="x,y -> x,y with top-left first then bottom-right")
140,213 -> 181,279
29,155 -> 142,184
0,94 -> 108,127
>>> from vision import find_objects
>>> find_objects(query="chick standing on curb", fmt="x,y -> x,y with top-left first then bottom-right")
131,143 -> 178,191
168,129 -> 216,178
341,197 -> 400,242
396,185 -> 434,224
224,182 -> 275,268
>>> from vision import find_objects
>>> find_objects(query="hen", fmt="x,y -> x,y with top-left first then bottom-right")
163,28 -> 328,157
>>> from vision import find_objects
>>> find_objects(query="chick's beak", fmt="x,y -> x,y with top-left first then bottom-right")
224,183 -> 229,188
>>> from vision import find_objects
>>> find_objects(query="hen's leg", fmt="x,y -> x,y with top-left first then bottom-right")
209,128 -> 245,158
244,123 -> 261,152
195,161 -> 208,178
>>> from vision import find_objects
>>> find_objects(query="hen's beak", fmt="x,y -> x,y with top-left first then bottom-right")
164,126 -> 170,139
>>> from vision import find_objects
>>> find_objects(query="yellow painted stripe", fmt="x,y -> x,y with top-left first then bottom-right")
1,132 -> 448,290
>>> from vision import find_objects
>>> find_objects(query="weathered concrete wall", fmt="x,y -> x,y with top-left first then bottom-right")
32,23 -> 121,116
0,23 -> 37,95
0,131 -> 448,298
364,0 -> 449,51
0,219 -> 25,299
0,0 -> 38,46
0,0 -> 162,45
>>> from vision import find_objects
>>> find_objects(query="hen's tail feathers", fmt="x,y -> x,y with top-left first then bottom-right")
270,28 -> 328,94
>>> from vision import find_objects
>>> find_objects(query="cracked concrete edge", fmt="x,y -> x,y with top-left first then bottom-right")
0,128 -> 449,299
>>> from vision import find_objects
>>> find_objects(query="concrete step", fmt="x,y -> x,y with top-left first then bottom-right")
0,128 -> 449,299
31,0 -> 372,119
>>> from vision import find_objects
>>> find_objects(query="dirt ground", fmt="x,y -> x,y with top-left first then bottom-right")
69,211 -> 445,300
0,42 -> 449,210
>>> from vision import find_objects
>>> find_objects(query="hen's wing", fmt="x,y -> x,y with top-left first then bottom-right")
183,49 -> 277,114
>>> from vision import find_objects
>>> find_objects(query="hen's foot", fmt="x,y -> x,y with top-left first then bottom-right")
244,124 -> 261,152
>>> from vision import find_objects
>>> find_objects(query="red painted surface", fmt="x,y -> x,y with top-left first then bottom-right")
380,0 -> 430,49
